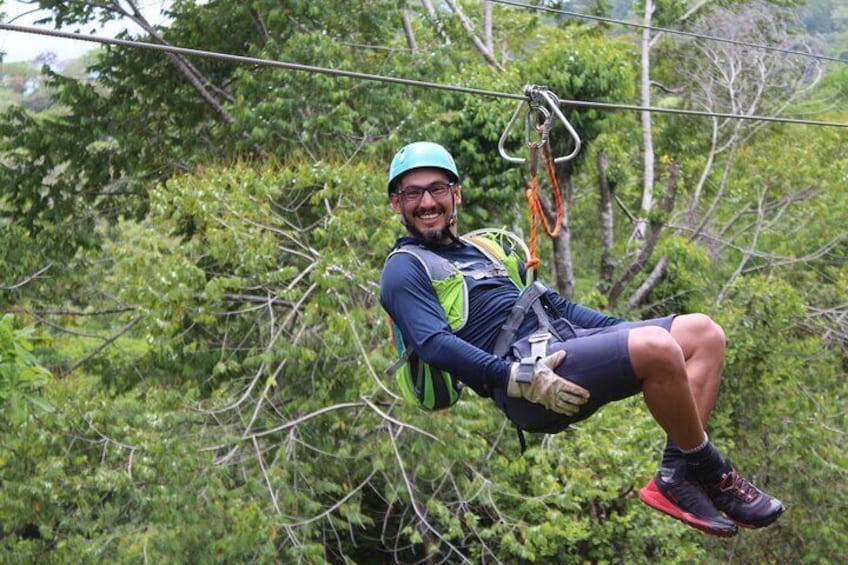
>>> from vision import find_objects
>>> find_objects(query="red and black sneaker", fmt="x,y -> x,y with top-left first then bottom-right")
705,463 -> 785,529
639,472 -> 739,537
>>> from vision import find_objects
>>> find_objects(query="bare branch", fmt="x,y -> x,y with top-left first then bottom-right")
1,263 -> 53,290
420,0 -> 451,45
8,306 -> 136,317
401,8 -> 419,54
360,396 -> 441,443
386,423 -> 471,563
628,255 -> 669,310
444,0 -> 504,71
608,163 -> 679,306
337,296 -> 401,402
246,401 -> 366,440
60,316 -> 141,377
78,1 -> 235,121
280,469 -> 378,528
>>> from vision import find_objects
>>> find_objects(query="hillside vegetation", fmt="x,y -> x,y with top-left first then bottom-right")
1,1 -> 846,562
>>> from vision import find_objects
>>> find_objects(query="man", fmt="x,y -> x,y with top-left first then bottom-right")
379,141 -> 784,537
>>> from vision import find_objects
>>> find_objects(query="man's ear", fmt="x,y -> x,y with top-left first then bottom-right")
454,184 -> 462,205
389,193 -> 401,213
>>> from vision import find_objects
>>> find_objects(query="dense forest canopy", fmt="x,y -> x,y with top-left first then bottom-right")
1,1 -> 846,562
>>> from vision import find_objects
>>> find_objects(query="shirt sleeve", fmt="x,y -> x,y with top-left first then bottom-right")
380,252 -> 510,393
546,290 -> 624,328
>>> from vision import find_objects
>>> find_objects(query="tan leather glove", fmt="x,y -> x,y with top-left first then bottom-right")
507,350 -> 590,416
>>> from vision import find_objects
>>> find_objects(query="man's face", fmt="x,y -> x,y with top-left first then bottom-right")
391,168 -> 461,246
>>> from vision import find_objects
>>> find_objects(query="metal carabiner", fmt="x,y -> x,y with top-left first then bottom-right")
498,98 -> 533,164
498,84 -> 582,164
534,87 -> 581,163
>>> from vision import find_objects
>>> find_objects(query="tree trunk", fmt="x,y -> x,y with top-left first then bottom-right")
553,163 -> 575,298
597,152 -> 616,293
484,1 -> 494,54
635,0 -> 655,240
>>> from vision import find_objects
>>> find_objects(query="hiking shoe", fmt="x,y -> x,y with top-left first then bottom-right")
705,463 -> 785,529
639,472 -> 739,537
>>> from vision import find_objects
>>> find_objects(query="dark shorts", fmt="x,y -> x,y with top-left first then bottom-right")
493,315 -> 675,434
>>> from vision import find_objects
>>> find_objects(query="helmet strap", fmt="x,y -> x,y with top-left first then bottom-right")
447,190 -> 459,242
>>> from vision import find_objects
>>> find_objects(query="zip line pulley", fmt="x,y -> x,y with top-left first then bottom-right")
498,85 -> 580,271
498,84 -> 581,164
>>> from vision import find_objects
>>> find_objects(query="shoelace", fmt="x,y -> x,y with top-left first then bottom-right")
717,470 -> 759,503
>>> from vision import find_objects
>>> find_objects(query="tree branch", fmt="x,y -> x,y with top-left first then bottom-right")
401,8 -> 419,53
444,0 -> 503,71
608,163 -> 679,306
1,263 -> 53,290
60,316 -> 141,377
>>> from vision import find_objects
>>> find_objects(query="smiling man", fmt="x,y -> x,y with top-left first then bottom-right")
387,143 -> 461,245
379,141 -> 785,537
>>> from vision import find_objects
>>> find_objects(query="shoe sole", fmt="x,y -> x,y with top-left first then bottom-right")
639,479 -> 739,537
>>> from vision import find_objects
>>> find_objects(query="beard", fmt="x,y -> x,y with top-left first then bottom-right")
402,205 -> 455,246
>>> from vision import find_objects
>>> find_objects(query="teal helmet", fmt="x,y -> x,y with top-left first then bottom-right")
387,141 -> 460,194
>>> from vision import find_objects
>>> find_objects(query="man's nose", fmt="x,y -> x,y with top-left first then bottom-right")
419,189 -> 438,206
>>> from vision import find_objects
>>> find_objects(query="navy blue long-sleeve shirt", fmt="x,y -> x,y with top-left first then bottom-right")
380,236 -> 622,398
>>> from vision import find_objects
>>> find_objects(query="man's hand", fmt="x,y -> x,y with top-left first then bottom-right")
507,350 -> 590,416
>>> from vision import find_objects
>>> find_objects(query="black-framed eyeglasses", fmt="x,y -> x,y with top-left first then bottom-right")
395,181 -> 456,203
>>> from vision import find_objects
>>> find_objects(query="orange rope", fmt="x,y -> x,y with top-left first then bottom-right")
525,138 -> 565,270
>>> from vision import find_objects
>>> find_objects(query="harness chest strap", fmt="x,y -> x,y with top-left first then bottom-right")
492,280 -> 560,357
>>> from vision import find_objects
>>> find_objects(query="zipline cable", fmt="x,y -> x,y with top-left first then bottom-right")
490,0 -> 848,66
0,24 -> 524,100
1,23 -> 846,129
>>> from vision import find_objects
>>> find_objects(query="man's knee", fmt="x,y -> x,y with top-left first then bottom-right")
673,313 -> 726,355
629,326 -> 685,377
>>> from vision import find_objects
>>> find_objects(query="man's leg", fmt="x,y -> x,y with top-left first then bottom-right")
629,325 -> 707,450
661,314 -> 724,480
629,320 -> 784,533
669,313 -> 725,425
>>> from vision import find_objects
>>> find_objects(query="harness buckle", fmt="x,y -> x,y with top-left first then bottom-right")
514,331 -> 552,384
528,331 -> 551,344
515,357 -> 536,384
527,331 -> 551,361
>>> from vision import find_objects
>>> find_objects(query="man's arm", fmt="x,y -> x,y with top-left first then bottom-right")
380,253 -> 510,393
546,290 -> 624,328
513,256 -> 623,329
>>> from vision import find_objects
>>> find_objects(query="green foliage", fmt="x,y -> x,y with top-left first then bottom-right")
714,275 -> 848,562
0,315 -> 53,425
0,1 -> 846,562
0,72 -> 142,256
641,236 -> 716,316
0,377 -> 285,563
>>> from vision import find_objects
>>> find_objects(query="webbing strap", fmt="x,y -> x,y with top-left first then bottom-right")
385,347 -> 411,377
493,281 -> 557,357
528,331 -> 550,359
516,425 -> 528,453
